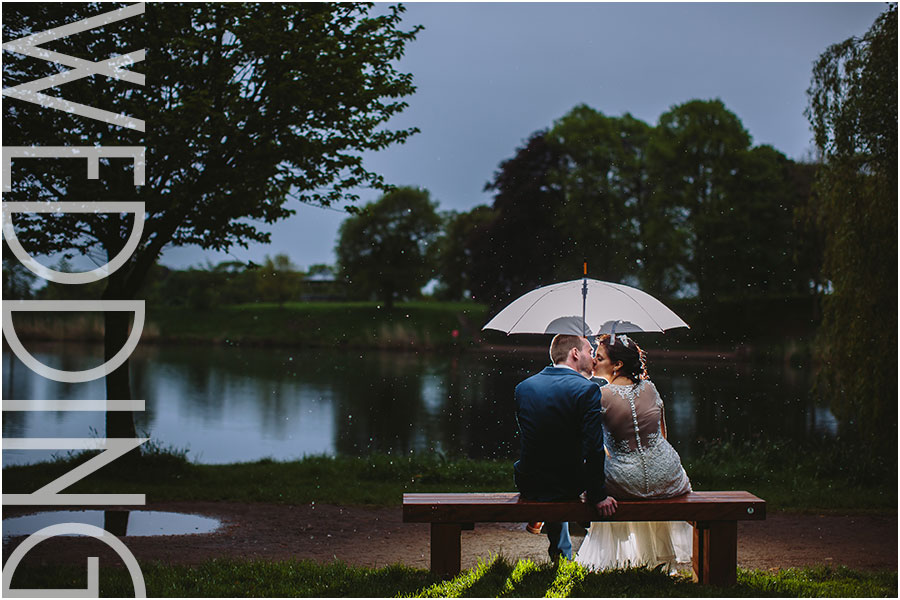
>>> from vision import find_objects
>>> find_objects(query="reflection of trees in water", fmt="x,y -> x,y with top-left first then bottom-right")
327,350 -> 543,460
453,353 -> 544,460
2,343 -> 108,441
653,360 -> 818,456
144,345 -> 312,434
5,343 -> 835,464
331,351 -> 433,455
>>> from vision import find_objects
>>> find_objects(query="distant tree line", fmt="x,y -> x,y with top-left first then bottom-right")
332,98 -> 816,310
3,249 -> 346,309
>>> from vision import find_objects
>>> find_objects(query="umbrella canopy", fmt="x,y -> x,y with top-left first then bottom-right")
482,278 -> 689,337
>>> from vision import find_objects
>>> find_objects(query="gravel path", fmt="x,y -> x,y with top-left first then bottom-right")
3,502 -> 896,574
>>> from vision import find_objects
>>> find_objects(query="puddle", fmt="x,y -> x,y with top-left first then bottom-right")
2,510 -> 221,540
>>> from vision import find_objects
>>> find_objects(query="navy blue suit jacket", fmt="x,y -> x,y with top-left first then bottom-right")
513,366 -> 608,504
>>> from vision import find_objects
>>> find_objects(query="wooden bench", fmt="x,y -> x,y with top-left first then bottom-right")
403,491 -> 765,586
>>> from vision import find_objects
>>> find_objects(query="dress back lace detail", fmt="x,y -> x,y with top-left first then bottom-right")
600,379 -> 691,500
614,383 -> 651,494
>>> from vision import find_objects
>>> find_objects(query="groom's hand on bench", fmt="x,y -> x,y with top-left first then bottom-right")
595,496 -> 618,517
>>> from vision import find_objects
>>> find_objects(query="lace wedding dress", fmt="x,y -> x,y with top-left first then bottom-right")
575,379 -> 692,572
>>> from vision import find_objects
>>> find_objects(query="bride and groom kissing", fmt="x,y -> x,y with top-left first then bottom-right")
514,333 -> 692,571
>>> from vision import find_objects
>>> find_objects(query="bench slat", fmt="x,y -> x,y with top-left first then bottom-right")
403,491 -> 765,523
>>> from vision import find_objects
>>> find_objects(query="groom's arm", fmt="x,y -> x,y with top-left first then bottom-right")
581,386 -> 608,505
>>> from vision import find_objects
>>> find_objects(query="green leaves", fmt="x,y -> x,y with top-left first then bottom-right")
336,187 -> 443,307
804,5 -> 897,448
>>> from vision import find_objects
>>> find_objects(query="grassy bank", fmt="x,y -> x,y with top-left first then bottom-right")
10,301 -> 489,349
6,556 -> 896,597
9,296 -> 819,359
2,438 -> 894,512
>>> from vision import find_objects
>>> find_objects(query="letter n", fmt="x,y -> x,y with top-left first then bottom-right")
2,437 -> 147,505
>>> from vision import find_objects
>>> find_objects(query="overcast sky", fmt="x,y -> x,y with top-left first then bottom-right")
160,1 -> 887,272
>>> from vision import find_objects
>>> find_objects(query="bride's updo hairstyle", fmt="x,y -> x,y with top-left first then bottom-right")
596,334 -> 649,382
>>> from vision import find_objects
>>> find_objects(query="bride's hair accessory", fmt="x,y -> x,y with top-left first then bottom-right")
596,333 -> 650,381
635,341 -> 650,381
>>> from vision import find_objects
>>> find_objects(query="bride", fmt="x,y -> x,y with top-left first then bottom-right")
575,333 -> 692,572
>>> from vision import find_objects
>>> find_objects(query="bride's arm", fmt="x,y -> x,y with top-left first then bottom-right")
661,403 -> 668,439
650,381 -> 668,439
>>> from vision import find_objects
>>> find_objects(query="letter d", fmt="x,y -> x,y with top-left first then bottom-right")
2,202 -> 145,284
2,300 -> 144,383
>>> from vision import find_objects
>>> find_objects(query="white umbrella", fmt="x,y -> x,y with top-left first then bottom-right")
482,278 -> 689,338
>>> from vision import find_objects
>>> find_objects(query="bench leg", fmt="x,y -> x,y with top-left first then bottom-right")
431,523 -> 462,577
692,521 -> 737,586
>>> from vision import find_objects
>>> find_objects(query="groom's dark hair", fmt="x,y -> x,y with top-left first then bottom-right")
550,334 -> 583,365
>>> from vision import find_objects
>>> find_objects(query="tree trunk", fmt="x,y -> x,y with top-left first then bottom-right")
103,510 -> 130,536
102,260 -> 141,467
104,308 -> 138,440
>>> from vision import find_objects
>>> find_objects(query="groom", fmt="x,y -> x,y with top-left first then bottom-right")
513,334 -> 617,561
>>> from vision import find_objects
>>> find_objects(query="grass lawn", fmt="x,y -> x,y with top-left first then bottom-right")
3,440 -> 895,597
2,438 -> 894,512
6,557 -> 896,597
157,301 -> 487,348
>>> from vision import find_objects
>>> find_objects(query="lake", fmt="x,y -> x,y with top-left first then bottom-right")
2,342 -> 838,467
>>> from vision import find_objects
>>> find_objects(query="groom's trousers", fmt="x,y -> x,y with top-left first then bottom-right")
514,466 -> 576,560
543,521 -> 572,561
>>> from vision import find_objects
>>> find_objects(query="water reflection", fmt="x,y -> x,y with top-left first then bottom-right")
2,510 -> 221,540
2,342 -> 836,466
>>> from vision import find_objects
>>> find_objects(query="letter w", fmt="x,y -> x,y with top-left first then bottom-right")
2,3 -> 145,131
2,438 -> 148,505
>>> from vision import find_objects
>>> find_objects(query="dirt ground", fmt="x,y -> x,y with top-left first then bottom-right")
3,501 -> 896,574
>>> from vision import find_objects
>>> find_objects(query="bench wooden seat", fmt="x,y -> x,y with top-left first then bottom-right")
402,491 -> 765,586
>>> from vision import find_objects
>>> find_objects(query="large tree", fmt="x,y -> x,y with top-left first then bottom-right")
707,144 -> 807,296
256,253 -> 302,307
432,205 -> 495,302
805,5 -> 897,446
468,131 -> 568,308
646,99 -> 753,299
3,3 -> 421,442
336,186 -> 441,308
546,106 -> 653,286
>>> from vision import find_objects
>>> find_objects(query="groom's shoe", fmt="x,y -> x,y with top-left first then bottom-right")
526,521 -> 543,534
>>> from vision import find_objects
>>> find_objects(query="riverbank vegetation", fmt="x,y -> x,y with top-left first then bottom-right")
3,438 -> 893,512
6,556 -> 896,597
6,296 -> 816,358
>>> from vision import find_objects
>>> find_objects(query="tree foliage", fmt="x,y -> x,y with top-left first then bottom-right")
256,254 -> 302,308
547,107 -> 653,286
336,187 -> 442,308
2,3 -> 421,438
464,132 -> 568,308
2,242 -> 37,300
646,99 -> 753,298
432,206 -> 495,301
448,100 -> 816,310
805,5 -> 897,445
